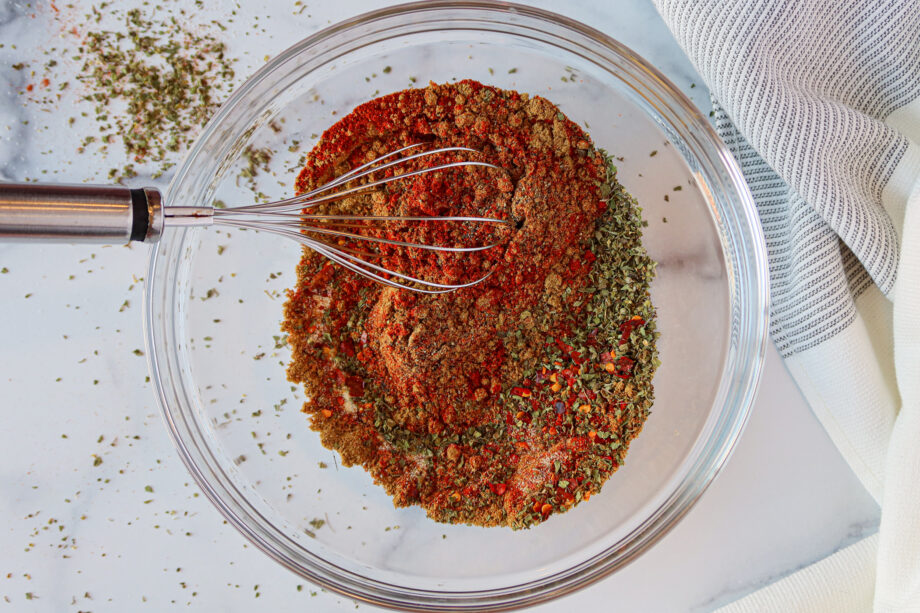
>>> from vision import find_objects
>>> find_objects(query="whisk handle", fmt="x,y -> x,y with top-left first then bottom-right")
0,182 -> 163,243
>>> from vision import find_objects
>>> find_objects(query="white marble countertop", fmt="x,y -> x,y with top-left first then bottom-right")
0,0 -> 879,611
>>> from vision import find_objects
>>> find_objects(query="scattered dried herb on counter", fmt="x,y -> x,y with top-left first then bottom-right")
78,8 -> 234,163
21,4 -> 235,178
283,80 -> 658,529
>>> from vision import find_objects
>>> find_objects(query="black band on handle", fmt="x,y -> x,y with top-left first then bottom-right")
129,188 -> 149,242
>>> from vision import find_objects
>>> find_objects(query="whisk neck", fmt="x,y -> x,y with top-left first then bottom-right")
163,206 -> 214,227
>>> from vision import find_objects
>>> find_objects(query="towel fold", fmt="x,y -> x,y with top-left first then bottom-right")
653,1 -> 920,610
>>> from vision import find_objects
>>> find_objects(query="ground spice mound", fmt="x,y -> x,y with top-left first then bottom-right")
283,80 -> 658,529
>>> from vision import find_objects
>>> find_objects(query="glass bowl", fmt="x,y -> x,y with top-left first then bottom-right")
144,2 -> 769,610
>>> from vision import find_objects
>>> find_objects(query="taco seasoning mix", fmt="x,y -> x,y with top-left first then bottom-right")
282,80 -> 658,529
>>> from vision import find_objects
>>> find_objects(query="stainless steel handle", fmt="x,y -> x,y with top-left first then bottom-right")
0,182 -> 163,243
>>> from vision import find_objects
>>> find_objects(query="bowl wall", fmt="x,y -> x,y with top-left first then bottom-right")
146,2 -> 768,609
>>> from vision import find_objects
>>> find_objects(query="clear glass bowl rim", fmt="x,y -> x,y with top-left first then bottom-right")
144,1 -> 770,610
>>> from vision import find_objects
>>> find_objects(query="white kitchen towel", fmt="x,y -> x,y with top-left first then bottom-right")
652,1 -> 920,611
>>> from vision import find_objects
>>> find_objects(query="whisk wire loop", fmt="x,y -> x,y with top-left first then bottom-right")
191,145 -> 508,292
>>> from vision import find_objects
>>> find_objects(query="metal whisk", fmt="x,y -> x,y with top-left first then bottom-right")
0,144 -> 510,293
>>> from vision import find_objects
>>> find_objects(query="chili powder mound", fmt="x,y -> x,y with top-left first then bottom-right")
282,80 -> 658,529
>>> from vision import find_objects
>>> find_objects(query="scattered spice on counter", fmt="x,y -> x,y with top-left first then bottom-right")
283,80 -> 658,529
76,8 -> 235,165
17,3 -> 235,179
308,518 -> 326,531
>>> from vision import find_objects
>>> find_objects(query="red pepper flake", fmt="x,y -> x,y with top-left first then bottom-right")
511,386 -> 531,398
614,356 -> 635,379
618,316 -> 645,345
346,376 -> 364,398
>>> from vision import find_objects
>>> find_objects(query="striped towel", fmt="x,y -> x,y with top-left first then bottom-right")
653,1 -> 920,611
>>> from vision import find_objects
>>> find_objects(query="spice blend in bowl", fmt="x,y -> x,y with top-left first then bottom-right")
283,80 -> 658,528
